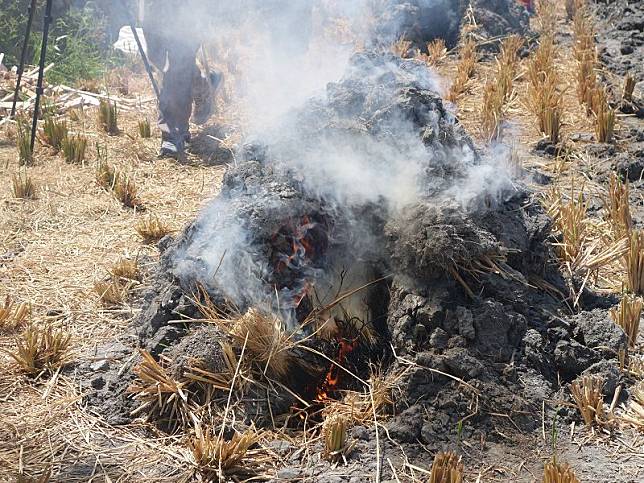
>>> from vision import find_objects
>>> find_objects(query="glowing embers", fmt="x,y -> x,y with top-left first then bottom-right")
270,214 -> 330,314
316,337 -> 360,401
312,300 -> 379,401
268,213 -> 388,403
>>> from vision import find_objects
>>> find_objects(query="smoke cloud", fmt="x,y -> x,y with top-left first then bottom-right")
167,1 -> 518,322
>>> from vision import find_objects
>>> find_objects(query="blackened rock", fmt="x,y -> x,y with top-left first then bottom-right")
571,309 -> 627,355
157,234 -> 175,254
372,0 -> 529,51
391,314 -> 415,353
581,360 -> 622,397
351,426 -> 371,441
448,335 -> 467,348
615,153 -> 644,182
91,376 -> 106,390
554,340 -> 597,380
416,302 -> 444,332
456,306 -> 476,340
534,138 -> 558,157
523,329 -> 549,369
405,354 -> 449,401
443,348 -> 484,380
429,327 -> 449,349
586,143 -> 616,159
386,201 -> 501,282
472,300 -> 527,361
420,409 -> 451,442
163,325 -> 228,380
137,283 -> 185,342
144,325 -> 186,357
387,405 -> 423,443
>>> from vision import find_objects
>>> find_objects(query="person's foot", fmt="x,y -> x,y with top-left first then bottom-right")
159,139 -> 184,159
192,71 -> 223,125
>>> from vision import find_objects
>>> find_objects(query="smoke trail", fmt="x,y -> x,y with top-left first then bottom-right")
167,1 -> 517,321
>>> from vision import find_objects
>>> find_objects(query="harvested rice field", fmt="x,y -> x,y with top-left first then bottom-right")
1,1 -> 643,481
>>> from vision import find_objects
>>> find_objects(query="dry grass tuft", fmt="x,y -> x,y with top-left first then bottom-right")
98,99 -> 119,135
0,296 -> 30,331
593,89 -> 615,143
545,185 -> 628,278
481,81 -> 506,141
93,278 -> 129,307
323,368 -> 403,425
391,38 -> 412,58
129,350 -> 192,427
573,5 -> 595,64
572,0 -> 615,143
543,460 -> 580,483
110,258 -> 141,282
497,35 -> 523,98
229,309 -> 291,379
624,230 -> 644,296
12,172 -> 37,200
136,215 -> 172,244
621,381 -> 644,429
96,160 -> 117,190
6,324 -> 72,377
191,426 -> 258,476
96,158 -> 143,208
183,341 -> 240,392
61,134 -> 88,164
94,258 -> 141,307
575,54 -> 597,112
40,116 -> 68,152
480,36 -> 522,141
528,75 -> 563,144
536,0 -> 558,36
16,118 -> 33,166
112,173 -> 143,209
528,35 -> 556,88
447,38 -> 477,102
323,413 -> 353,462
610,295 -> 641,348
570,375 -> 606,427
604,173 -> 632,239
619,350 -> 644,378
138,118 -> 152,138
429,451 -> 464,483
426,39 -> 447,65
527,36 -> 563,143
546,187 -> 587,264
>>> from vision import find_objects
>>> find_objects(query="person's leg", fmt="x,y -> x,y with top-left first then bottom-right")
157,41 -> 199,156
143,0 -> 198,157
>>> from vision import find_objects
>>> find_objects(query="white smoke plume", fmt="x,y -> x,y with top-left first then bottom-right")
168,1 -> 518,321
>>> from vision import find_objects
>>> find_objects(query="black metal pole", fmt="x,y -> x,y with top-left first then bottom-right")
118,0 -> 161,101
11,0 -> 38,119
30,0 -> 54,153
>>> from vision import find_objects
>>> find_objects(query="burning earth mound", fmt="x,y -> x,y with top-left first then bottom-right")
84,53 -> 626,468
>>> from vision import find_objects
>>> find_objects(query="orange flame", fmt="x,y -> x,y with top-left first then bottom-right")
316,337 -> 359,401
